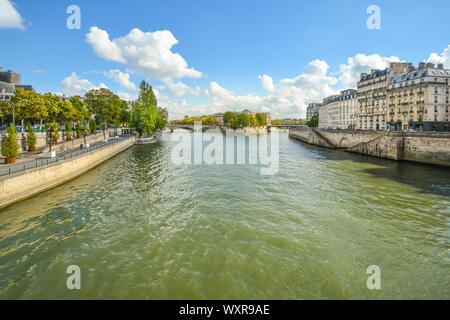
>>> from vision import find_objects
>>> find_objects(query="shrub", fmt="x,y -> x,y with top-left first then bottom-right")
26,123 -> 37,150
65,121 -> 73,139
1,123 -> 19,159
90,120 -> 97,133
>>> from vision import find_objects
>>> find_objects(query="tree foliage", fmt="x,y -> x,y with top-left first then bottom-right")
26,123 -> 36,149
130,81 -> 167,136
307,114 -> 319,128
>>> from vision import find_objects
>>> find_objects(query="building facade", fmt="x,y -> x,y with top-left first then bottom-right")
338,89 -> 357,129
387,62 -> 450,131
0,81 -> 15,102
306,103 -> 320,122
319,95 -> 340,129
357,62 -> 415,130
0,68 -> 20,85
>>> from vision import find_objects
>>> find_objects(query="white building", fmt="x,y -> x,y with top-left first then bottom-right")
338,89 -> 357,129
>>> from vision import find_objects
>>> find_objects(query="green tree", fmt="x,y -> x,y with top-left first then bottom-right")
248,114 -> 257,127
85,88 -> 121,126
65,121 -> 73,140
272,119 -> 281,126
202,116 -> 215,125
75,123 -> 82,138
230,118 -> 240,130
90,119 -> 97,133
223,111 -> 235,124
100,122 -> 107,140
307,114 -> 319,128
11,89 -> 47,131
255,113 -> 266,126
119,100 -> 131,126
237,113 -> 249,127
1,123 -> 19,159
130,81 -> 163,136
26,123 -> 37,150
70,96 -> 90,123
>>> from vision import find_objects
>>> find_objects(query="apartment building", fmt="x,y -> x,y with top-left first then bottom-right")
306,103 -> 320,121
387,62 -> 450,131
357,62 -> 414,130
318,95 -> 340,129
0,81 -> 15,102
338,89 -> 357,129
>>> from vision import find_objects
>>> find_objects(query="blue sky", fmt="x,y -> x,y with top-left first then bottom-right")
0,0 -> 449,119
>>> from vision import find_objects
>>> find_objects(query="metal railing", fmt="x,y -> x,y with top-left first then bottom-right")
0,136 -> 132,177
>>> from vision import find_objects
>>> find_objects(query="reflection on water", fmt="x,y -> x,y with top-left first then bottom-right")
0,132 -> 448,299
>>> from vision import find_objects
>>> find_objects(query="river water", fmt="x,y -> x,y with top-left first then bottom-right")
0,131 -> 448,299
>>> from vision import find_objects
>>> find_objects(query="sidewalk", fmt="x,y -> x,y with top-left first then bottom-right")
0,136 -> 132,177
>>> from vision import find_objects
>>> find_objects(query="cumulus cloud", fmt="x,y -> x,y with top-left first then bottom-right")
258,74 -> 275,92
338,53 -> 400,88
161,79 -> 201,97
104,69 -> 136,90
117,91 -> 138,101
200,59 -> 338,119
86,27 -> 202,80
0,0 -> 25,29
61,72 -> 107,96
427,45 -> 450,68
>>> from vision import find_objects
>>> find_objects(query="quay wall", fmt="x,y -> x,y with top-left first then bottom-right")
0,136 -> 135,209
289,129 -> 450,167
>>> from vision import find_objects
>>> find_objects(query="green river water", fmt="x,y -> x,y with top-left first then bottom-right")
0,131 -> 449,299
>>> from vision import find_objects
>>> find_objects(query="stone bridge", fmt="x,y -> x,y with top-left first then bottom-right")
166,124 -> 226,133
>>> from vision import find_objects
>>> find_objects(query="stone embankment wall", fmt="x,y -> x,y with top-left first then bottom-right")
0,136 -> 135,209
289,128 -> 450,167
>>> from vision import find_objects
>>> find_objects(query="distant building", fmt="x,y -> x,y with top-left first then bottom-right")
319,95 -> 340,129
338,89 -> 357,129
0,81 -> 15,102
306,103 -> 320,121
211,112 -> 224,125
387,62 -> 450,131
264,113 -> 271,126
0,67 -> 20,85
16,85 -> 35,92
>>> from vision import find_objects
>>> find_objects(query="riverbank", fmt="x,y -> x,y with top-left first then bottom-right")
289,128 -> 450,167
0,135 -> 136,209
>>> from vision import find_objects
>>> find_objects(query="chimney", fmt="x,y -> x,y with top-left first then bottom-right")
371,69 -> 377,75
437,63 -> 444,69
418,62 -> 425,70
426,63 -> 434,68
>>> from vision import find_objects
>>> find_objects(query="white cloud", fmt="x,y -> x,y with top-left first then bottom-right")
86,27 -> 202,80
61,72 -> 108,96
85,27 -> 125,63
161,79 -> 201,97
201,59 -> 338,119
338,53 -> 400,88
258,74 -> 275,92
0,0 -> 25,29
427,45 -> 450,68
104,69 -> 136,90
117,91 -> 138,101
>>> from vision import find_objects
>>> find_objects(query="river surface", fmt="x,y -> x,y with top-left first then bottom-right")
0,131 -> 449,299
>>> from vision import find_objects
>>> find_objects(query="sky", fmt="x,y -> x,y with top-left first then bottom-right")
0,0 -> 449,120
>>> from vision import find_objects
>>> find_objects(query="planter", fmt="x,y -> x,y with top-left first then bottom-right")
82,143 -> 90,148
44,151 -> 56,158
91,131 -> 96,134
103,139 -> 109,143
76,135 -> 81,139
66,137 -> 73,141
52,142 -> 58,146
5,157 -> 16,164
29,146 -> 37,152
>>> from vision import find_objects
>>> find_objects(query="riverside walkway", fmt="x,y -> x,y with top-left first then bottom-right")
0,135 -> 133,177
